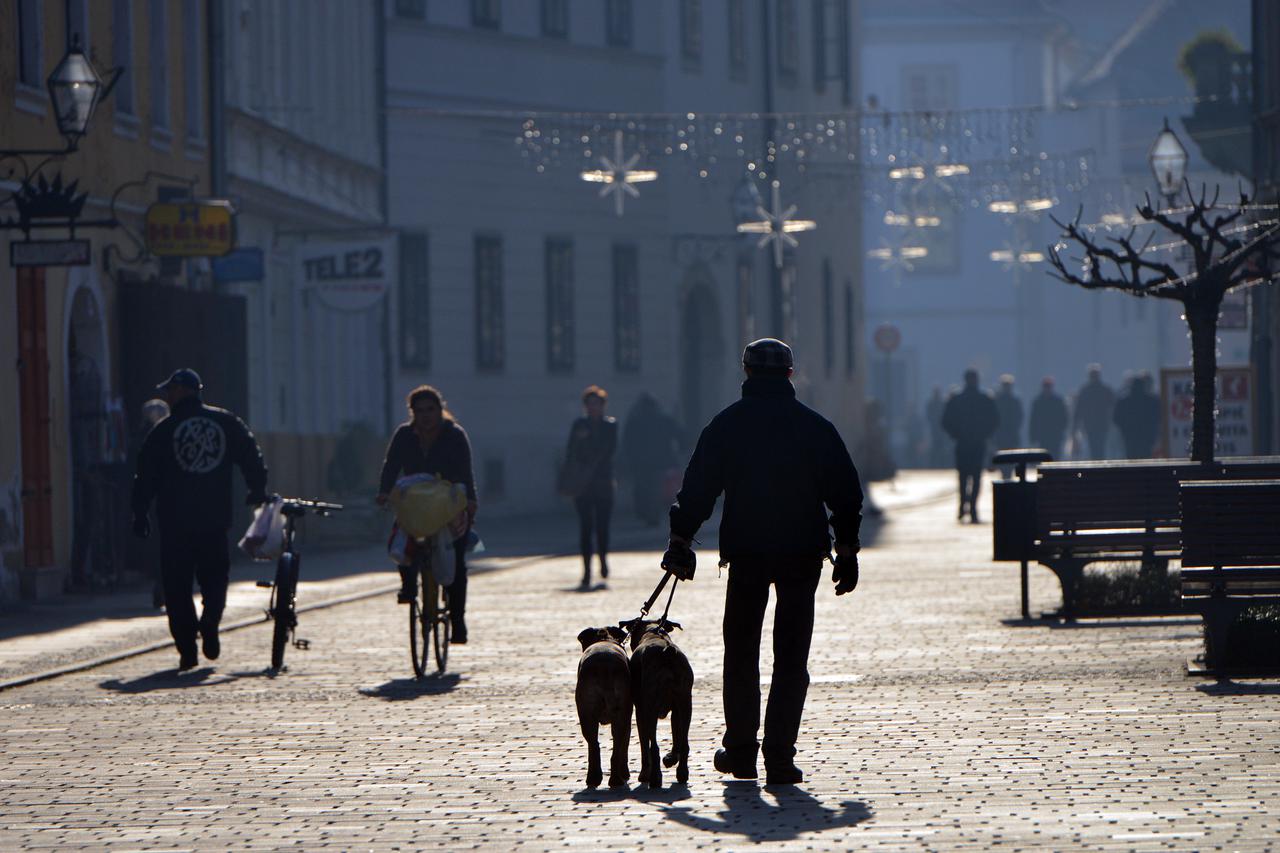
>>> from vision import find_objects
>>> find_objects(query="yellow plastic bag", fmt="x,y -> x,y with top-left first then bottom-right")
389,474 -> 467,541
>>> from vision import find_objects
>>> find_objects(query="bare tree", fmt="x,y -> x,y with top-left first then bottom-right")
1047,183 -> 1279,463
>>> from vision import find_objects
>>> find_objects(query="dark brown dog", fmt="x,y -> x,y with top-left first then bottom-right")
575,626 -> 632,788
623,619 -> 694,789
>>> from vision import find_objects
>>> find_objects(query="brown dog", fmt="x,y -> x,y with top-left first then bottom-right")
623,619 -> 694,789
575,626 -> 632,788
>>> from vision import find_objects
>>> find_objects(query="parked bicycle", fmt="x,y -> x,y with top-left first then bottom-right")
408,535 -> 451,677
256,497 -> 343,672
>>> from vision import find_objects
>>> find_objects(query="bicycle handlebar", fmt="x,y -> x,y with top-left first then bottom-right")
277,497 -> 344,516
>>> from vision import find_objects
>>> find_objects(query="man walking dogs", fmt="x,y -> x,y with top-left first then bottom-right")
131,369 -> 268,671
661,338 -> 863,786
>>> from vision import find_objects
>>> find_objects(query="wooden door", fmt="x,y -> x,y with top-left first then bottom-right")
16,267 -> 54,567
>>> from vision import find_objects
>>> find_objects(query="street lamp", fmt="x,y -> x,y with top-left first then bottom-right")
1,36 -> 119,157
1148,117 -> 1188,202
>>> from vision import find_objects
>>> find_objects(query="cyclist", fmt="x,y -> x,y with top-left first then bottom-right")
131,369 -> 268,671
377,385 -> 477,644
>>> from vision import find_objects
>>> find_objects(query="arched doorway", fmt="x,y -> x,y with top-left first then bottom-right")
679,270 -> 726,436
66,286 -> 107,590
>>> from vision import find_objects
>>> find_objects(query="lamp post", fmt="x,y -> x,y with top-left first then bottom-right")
1147,118 -> 1189,373
1,36 -> 119,158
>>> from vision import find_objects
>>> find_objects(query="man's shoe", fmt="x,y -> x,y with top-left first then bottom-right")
201,630 -> 220,661
397,583 -> 416,604
970,513 -> 980,524
765,764 -> 804,786
714,748 -> 758,780
178,651 -> 198,672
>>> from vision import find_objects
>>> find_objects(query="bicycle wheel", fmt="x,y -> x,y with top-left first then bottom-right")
271,553 -> 297,671
409,596 -> 427,678
432,582 -> 450,673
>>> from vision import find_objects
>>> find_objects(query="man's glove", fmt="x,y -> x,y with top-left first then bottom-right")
833,551 -> 859,596
132,515 -> 151,540
661,538 -> 696,581
246,491 -> 268,507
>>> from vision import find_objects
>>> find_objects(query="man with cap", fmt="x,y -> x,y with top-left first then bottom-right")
661,337 -> 863,785
131,369 -> 268,671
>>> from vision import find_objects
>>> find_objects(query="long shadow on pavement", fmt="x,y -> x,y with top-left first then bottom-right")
1196,680 -> 1280,696
654,782 -> 872,842
358,674 -> 462,700
99,667 -> 231,692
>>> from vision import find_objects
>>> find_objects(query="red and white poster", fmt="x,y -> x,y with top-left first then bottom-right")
1160,367 -> 1255,457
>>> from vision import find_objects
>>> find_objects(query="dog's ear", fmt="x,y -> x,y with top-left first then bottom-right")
662,619 -> 682,632
606,625 -> 627,643
577,627 -> 600,650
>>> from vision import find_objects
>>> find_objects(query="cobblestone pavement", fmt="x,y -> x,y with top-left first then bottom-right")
3,475 -> 1278,850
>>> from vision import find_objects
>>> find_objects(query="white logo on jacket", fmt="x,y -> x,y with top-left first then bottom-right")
172,417 -> 226,474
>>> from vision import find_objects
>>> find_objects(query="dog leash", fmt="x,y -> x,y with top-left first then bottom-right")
639,570 -> 680,624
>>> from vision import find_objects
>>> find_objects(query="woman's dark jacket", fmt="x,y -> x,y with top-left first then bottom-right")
378,420 -> 477,502
565,416 -> 617,497
669,376 -> 863,563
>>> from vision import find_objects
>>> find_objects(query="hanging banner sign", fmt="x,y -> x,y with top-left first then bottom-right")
212,247 -> 265,283
9,239 -> 91,267
295,237 -> 395,312
1160,366 -> 1254,457
144,201 -> 236,257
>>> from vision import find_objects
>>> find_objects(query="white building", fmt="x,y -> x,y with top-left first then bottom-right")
385,0 -> 868,516
212,0 -> 388,499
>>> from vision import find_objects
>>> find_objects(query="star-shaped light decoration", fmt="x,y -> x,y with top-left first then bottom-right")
735,180 -> 818,268
579,130 -> 658,217
867,238 -> 928,273
989,242 -> 1046,271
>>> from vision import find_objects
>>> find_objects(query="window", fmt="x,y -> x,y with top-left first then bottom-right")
112,0 -> 134,116
613,245 -> 641,372
400,233 -> 431,369
728,0 -> 747,79
776,0 -> 798,84
182,0 -> 202,140
471,0 -> 500,30
475,235 -> 505,371
902,63 -> 957,112
148,0 -> 168,130
844,280 -> 856,376
680,0 -> 702,68
812,0 -> 850,101
605,0 -> 631,47
395,0 -> 426,19
545,239 -> 575,373
541,0 -> 568,38
17,0 -> 42,87
68,0 -> 89,51
822,259 -> 834,377
736,255 -> 755,346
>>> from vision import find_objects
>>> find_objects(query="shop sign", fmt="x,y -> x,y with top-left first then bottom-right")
212,247 -> 265,283
144,201 -> 236,257
295,237 -> 395,312
1160,366 -> 1254,457
9,238 -> 91,267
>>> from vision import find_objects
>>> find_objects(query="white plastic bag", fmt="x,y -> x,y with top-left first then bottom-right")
238,496 -> 285,561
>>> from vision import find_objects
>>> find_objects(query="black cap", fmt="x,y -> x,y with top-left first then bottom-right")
742,338 -> 794,369
155,368 -> 202,392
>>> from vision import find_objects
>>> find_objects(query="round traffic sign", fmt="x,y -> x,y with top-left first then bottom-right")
873,323 -> 901,353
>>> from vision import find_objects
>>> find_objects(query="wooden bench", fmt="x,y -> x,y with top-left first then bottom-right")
996,457 -> 1280,619
1180,479 -> 1280,675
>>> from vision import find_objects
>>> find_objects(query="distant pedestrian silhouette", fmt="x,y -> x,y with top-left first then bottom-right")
992,374 -> 1023,476
1072,364 -> 1116,459
941,369 -> 999,523
1113,371 -> 1161,458
621,392 -> 683,526
1028,377 -> 1068,460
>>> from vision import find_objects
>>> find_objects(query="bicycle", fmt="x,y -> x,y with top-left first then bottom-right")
256,497 -> 343,672
408,534 -> 451,677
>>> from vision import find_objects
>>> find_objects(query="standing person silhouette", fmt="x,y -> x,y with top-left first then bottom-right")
661,338 -> 863,786
563,385 -> 618,588
941,369 -> 999,524
1028,377 -> 1069,460
1073,364 -> 1116,459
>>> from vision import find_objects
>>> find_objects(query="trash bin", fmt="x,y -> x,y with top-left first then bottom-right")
992,479 -> 1037,561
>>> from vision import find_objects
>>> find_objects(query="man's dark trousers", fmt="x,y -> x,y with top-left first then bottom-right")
721,561 -> 821,769
160,528 -> 230,658
955,441 -> 985,518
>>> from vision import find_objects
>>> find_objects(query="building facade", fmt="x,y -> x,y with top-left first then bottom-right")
1,0 -> 215,600
1253,0 -> 1279,453
384,0 -> 867,517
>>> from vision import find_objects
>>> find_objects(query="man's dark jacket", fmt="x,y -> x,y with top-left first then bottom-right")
131,396 -> 268,533
669,376 -> 863,562
941,386 -> 1000,450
